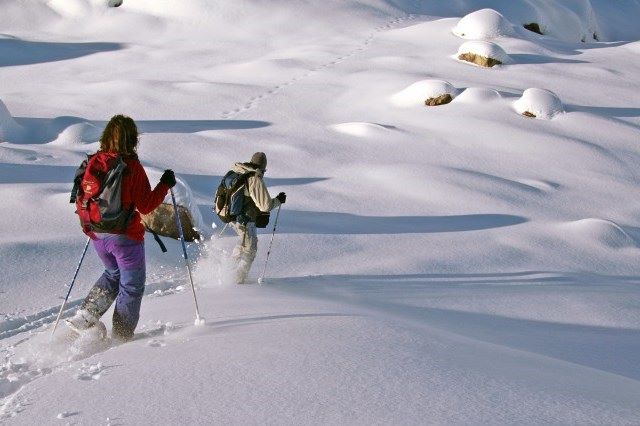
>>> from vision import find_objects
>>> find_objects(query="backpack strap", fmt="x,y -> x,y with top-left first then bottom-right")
230,170 -> 255,193
145,226 -> 167,253
70,154 -> 92,203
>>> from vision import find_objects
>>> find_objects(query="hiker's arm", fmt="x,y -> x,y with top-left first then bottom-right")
248,175 -> 280,212
131,162 -> 170,214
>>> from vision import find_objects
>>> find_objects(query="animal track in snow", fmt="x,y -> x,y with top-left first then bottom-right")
220,14 -> 417,119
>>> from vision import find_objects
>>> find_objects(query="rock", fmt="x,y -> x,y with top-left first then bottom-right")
523,22 -> 543,35
458,52 -> 501,67
456,41 -> 509,68
425,94 -> 453,106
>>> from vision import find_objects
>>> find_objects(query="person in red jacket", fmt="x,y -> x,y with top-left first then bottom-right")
66,115 -> 176,341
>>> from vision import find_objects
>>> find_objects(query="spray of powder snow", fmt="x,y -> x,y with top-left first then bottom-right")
1,324 -> 112,402
192,236 -> 238,288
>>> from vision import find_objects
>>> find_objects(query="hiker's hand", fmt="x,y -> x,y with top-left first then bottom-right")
276,192 -> 286,204
160,169 -> 176,188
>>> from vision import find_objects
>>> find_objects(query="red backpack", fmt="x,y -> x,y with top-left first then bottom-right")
71,152 -> 133,238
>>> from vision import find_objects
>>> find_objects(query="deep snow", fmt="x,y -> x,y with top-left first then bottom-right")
1,0 -> 640,424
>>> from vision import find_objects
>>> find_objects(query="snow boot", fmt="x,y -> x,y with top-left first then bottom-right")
111,310 -> 135,343
235,258 -> 252,284
65,309 -> 99,333
81,285 -> 118,318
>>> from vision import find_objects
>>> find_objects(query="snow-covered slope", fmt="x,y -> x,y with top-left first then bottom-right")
2,0 -> 640,423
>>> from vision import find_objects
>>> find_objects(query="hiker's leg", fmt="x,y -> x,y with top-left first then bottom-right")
236,223 -> 257,283
81,236 -> 119,318
110,236 -> 146,341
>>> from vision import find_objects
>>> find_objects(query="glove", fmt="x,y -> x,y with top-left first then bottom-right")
160,169 -> 176,188
276,192 -> 286,204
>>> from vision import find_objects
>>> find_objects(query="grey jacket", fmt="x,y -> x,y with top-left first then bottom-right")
231,162 -> 280,220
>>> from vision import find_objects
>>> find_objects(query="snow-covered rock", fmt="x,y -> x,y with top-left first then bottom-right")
452,9 -> 516,40
391,79 -> 459,107
456,40 -> 509,67
453,87 -> 501,104
514,88 -> 563,119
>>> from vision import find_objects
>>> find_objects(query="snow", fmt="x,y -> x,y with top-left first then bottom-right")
456,40 -> 511,65
330,122 -> 395,138
452,8 -> 516,40
1,0 -> 640,424
514,88 -> 564,119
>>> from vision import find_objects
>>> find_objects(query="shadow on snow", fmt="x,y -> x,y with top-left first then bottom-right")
11,116 -> 271,144
0,35 -> 123,67
276,210 -> 527,234
271,272 -> 640,381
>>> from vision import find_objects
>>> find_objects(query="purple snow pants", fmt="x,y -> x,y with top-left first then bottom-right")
90,234 -> 146,339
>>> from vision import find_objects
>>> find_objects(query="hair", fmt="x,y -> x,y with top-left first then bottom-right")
99,114 -> 139,156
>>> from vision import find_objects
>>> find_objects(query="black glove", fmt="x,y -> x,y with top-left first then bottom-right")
160,169 -> 176,188
276,192 -> 286,204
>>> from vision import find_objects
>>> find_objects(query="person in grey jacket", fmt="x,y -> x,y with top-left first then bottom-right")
229,152 -> 286,283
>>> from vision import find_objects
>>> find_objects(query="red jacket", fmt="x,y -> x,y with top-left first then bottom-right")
121,158 -> 170,241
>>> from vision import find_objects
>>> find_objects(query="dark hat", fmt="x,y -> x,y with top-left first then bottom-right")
250,152 -> 267,170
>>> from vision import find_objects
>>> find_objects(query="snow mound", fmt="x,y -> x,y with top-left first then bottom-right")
48,122 -> 102,146
391,80 -> 459,108
453,87 -> 501,104
514,88 -> 563,119
0,98 -> 22,142
452,9 -> 515,40
560,219 -> 636,249
330,122 -> 394,138
457,41 -> 510,67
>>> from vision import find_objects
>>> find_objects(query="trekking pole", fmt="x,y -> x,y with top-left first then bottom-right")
258,204 -> 282,285
51,236 -> 91,339
216,223 -> 229,239
170,188 -> 205,326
